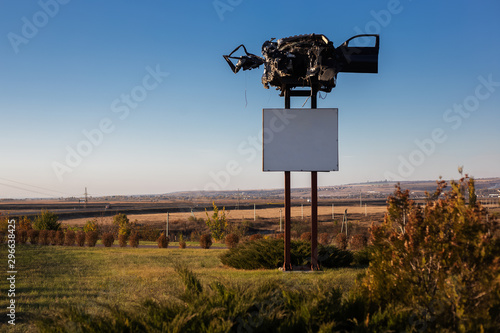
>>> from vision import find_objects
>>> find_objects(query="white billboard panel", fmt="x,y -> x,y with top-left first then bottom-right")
263,108 -> 338,172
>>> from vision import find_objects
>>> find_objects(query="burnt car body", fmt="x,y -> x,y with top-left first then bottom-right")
223,34 -> 379,93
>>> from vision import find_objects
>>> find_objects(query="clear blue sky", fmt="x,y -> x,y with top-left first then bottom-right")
1,0 -> 499,198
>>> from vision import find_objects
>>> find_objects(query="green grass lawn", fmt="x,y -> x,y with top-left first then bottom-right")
1,243 -> 364,332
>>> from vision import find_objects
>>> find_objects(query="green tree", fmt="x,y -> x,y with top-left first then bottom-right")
83,219 -> 99,233
357,176 -> 500,331
113,213 -> 131,236
32,210 -> 60,230
205,202 -> 228,241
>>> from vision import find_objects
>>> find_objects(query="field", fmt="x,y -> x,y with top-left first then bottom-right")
60,204 -> 386,227
0,242 -> 364,332
2,179 -> 499,331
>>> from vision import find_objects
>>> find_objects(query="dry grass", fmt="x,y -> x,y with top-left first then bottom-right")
61,205 -> 386,227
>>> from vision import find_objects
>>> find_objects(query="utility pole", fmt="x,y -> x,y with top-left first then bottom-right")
166,212 -> 169,237
84,187 -> 88,209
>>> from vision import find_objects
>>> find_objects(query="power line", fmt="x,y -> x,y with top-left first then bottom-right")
0,177 -> 76,198
0,181 -> 57,197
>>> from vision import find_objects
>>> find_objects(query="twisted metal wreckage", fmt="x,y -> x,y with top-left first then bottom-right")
223,33 -> 379,94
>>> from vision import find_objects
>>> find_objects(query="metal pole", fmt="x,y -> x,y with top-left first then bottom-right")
365,203 -> 367,217
254,204 -> 256,221
332,203 -> 334,219
284,87 -> 292,271
166,212 -> 169,237
311,171 -> 318,270
311,88 -> 318,270
284,171 -> 291,270
301,204 -> 304,220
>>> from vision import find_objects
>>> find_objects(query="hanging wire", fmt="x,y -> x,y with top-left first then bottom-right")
244,71 -> 248,108
301,96 -> 310,107
0,176 -> 73,197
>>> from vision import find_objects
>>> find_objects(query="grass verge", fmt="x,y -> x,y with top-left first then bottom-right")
0,244 -> 363,332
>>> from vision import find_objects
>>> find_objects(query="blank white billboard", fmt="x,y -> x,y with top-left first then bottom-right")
263,108 -> 338,172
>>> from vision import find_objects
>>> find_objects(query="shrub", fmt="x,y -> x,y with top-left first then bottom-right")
300,232 -> 312,241
113,213 -> 130,231
220,239 -> 353,269
83,219 -> 99,233
32,210 -> 60,231
349,234 -> 367,250
64,230 -> 76,246
357,177 -> 500,331
178,234 -> 186,249
225,233 -> 239,249
335,233 -> 347,250
118,234 -> 128,247
76,231 -> 85,247
129,232 -> 139,248
275,233 -> 284,239
0,216 -> 10,236
352,246 -> 372,266
319,232 -> 330,245
39,230 -> 50,245
199,234 -> 212,249
55,230 -> 65,245
102,232 -> 114,247
157,233 -> 169,248
28,229 -> 39,244
49,230 -> 57,245
86,231 -> 99,247
248,233 -> 263,241
19,216 -> 32,231
18,229 -> 28,244
205,202 -> 227,241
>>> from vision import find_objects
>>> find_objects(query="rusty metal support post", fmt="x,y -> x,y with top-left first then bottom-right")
311,88 -> 318,270
284,171 -> 291,270
283,88 -> 292,271
311,171 -> 318,269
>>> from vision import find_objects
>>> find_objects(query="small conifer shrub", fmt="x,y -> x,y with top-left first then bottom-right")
225,233 -> 239,249
64,230 -> 76,246
199,234 -> 212,249
76,231 -> 85,247
335,233 -> 348,250
157,233 -> 169,248
248,233 -> 263,242
86,231 -> 99,247
102,232 -> 114,247
118,234 -> 128,247
55,230 -> 65,245
28,229 -> 39,244
129,231 -> 139,248
300,232 -> 312,242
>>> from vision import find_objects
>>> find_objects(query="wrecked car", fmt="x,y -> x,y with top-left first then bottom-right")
223,34 -> 379,93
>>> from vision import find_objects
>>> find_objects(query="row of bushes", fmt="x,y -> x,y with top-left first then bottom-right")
156,233 -> 213,249
15,229 -> 141,248
17,229 -> 98,247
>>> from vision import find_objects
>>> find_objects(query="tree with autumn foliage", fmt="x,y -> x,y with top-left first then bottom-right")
357,176 -> 500,332
205,202 -> 228,241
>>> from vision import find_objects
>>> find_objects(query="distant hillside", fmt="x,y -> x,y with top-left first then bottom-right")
162,177 -> 500,201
